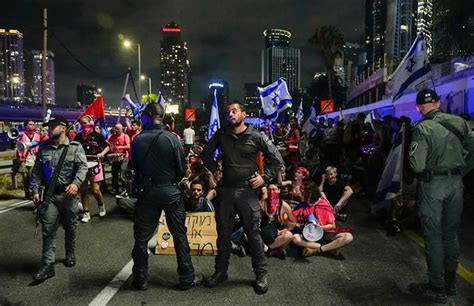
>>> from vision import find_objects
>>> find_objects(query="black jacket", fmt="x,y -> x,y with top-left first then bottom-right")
202,125 -> 284,186
131,124 -> 186,187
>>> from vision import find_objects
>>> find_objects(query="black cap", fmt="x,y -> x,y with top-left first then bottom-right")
416,89 -> 439,105
45,115 -> 68,127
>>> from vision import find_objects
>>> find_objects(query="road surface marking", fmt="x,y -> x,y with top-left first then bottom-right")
88,259 -> 133,306
406,230 -> 474,286
0,200 -> 32,214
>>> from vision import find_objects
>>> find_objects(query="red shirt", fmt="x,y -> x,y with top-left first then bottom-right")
107,132 -> 131,158
293,197 -> 336,233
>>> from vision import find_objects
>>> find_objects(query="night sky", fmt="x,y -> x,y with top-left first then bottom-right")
2,0 -> 365,107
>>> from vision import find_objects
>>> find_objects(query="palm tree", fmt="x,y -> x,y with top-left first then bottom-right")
308,26 -> 344,100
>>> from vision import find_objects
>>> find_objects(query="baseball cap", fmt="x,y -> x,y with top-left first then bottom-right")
416,89 -> 439,105
45,115 -> 68,127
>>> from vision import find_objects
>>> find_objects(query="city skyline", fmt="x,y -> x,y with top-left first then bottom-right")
1,0 -> 365,107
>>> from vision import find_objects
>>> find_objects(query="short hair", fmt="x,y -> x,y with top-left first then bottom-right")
23,120 -> 34,127
325,166 -> 337,173
131,120 -> 141,126
226,100 -> 246,112
80,115 -> 93,123
143,102 -> 164,119
190,178 -> 205,188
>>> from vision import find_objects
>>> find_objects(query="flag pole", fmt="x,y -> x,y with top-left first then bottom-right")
117,68 -> 131,124
399,122 -> 406,208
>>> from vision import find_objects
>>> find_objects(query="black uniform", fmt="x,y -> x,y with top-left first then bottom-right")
202,124 -> 284,277
131,123 -> 194,285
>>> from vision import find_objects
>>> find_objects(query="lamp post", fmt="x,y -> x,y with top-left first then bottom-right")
123,39 -> 141,98
141,75 -> 152,95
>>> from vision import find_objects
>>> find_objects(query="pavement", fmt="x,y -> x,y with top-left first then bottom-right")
0,192 -> 473,305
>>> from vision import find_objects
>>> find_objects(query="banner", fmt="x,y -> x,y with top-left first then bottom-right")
320,99 -> 334,114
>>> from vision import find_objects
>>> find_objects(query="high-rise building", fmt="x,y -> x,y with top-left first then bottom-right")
415,0 -> 433,55
399,0 -> 417,58
26,50 -> 55,105
243,83 -> 261,117
261,29 -> 300,92
0,29 -> 25,103
365,0 -> 387,70
335,43 -> 366,88
160,22 -> 191,109
76,84 -> 99,106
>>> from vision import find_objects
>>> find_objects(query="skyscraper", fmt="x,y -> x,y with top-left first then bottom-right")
0,29 -> 25,103
365,0 -> 387,70
262,29 -> 300,92
415,0 -> 433,55
26,50 -> 56,105
243,83 -> 261,117
160,22 -> 191,108
335,43 -> 366,88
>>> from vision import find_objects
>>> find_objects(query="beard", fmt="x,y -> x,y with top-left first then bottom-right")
229,117 -> 243,127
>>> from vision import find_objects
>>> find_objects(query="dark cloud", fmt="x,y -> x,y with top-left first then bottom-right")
2,0 -> 365,106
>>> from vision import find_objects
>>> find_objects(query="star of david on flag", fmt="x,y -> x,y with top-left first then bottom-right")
258,78 -> 293,123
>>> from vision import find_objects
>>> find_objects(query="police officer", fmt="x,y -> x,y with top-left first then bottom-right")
202,101 -> 284,294
30,116 -> 88,281
130,103 -> 202,291
408,89 -> 474,303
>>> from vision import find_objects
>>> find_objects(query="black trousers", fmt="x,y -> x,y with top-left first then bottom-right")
111,160 -> 123,191
214,186 -> 267,277
132,185 -> 195,285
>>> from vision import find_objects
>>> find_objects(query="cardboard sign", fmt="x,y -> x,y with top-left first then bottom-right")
155,212 -> 218,256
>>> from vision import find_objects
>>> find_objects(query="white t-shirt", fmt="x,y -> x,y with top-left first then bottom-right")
183,127 -> 195,145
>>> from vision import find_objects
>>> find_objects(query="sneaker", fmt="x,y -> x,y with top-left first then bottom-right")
302,247 -> 317,258
231,245 -> 246,257
407,282 -> 447,304
254,275 -> 268,294
81,211 -> 91,223
64,250 -> 76,267
98,205 -> 106,217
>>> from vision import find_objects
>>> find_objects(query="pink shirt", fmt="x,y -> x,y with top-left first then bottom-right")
107,133 -> 131,158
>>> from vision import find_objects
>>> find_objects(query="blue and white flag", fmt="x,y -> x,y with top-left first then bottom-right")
302,101 -> 318,137
387,33 -> 431,101
374,124 -> 406,211
296,98 -> 304,125
122,94 -> 146,121
258,78 -> 293,122
156,91 -> 166,109
208,89 -> 221,141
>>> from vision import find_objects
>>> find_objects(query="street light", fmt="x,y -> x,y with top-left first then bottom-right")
122,38 -> 141,98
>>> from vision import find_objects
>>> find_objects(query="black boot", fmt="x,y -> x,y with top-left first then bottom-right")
254,275 -> 268,294
132,278 -> 148,291
445,271 -> 457,296
407,282 -> 447,304
33,264 -> 55,281
205,271 -> 228,288
64,250 -> 76,267
176,273 -> 204,291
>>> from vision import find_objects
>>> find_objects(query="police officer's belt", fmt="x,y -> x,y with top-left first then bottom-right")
45,184 -> 69,195
223,180 -> 251,188
142,177 -> 177,188
431,168 -> 462,176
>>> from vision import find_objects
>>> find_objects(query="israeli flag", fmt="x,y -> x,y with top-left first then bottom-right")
296,99 -> 304,125
156,91 -> 166,109
258,78 -> 293,122
122,94 -> 146,121
302,101 -> 318,136
208,89 -> 221,141
387,33 -> 431,101
374,124 -> 406,211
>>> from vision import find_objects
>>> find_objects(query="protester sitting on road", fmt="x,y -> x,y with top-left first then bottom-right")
291,181 -> 353,258
259,184 -> 295,259
281,166 -> 310,205
319,166 -> 353,222
184,179 -> 214,212
181,160 -> 217,201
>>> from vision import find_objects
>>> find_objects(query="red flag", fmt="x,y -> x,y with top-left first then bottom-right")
79,96 -> 109,137
80,96 -> 106,120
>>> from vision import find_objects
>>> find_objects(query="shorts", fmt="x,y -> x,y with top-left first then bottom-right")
261,222 -> 278,246
87,162 -> 104,183
319,232 -> 337,245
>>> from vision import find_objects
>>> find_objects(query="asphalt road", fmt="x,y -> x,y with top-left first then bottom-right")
0,194 -> 473,305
